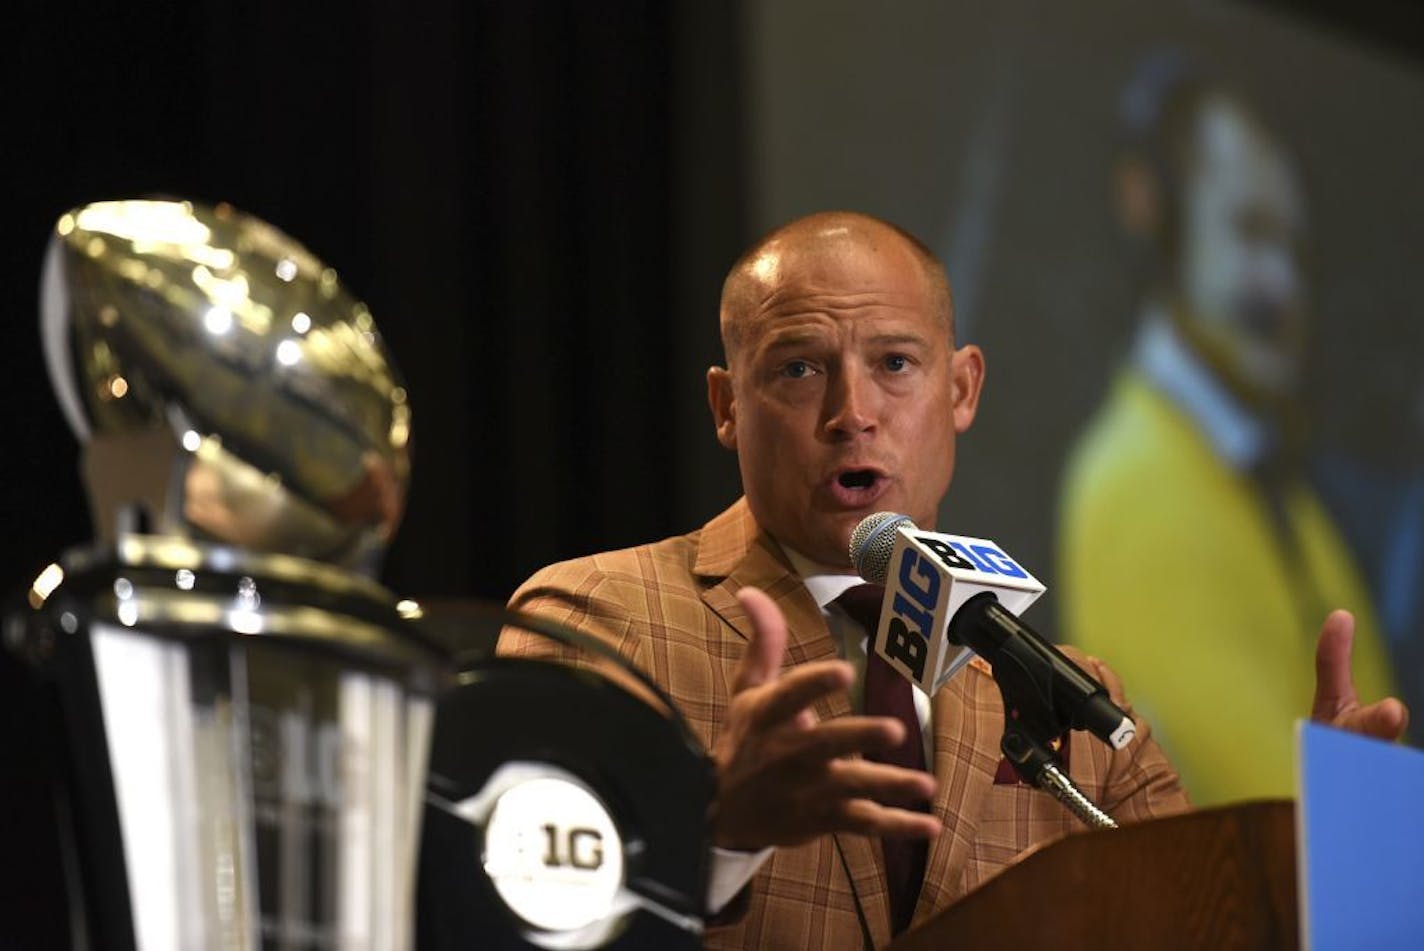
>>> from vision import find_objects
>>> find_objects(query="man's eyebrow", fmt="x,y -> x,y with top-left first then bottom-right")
760,329 -> 829,350
757,330 -> 933,355
865,332 -> 931,348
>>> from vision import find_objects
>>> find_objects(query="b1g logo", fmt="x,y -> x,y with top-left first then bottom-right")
916,535 -> 1028,579
885,549 -> 939,681
542,824 -> 605,871
481,774 -> 625,934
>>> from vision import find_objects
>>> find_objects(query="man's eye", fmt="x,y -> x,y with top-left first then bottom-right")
782,360 -> 815,379
885,354 -> 910,372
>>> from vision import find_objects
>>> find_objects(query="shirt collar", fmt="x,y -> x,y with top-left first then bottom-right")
1132,305 -> 1273,471
780,545 -> 865,610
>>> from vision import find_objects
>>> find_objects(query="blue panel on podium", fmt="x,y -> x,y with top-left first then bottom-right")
1297,721 -> 1424,950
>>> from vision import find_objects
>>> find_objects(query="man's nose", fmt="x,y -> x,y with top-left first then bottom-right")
1256,244 -> 1302,308
823,364 -> 878,439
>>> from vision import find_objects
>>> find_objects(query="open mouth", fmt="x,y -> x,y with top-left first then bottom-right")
829,468 -> 888,507
839,470 -> 878,490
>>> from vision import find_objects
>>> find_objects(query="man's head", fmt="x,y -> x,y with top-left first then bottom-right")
707,211 -> 985,568
1118,71 -> 1308,403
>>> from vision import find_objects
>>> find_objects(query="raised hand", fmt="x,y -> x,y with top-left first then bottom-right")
1312,609 -> 1410,741
710,586 -> 941,850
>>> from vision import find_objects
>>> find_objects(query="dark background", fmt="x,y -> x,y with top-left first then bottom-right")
2,0 -> 748,605
2,0 -> 1420,609
0,1 -> 1420,943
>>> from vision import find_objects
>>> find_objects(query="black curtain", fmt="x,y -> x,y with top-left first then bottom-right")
2,0 -> 748,604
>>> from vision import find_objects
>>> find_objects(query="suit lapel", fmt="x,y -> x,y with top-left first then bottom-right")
914,666 -> 1000,920
695,499 -> 841,687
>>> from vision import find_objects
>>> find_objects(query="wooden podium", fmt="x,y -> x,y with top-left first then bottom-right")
889,801 -> 1298,950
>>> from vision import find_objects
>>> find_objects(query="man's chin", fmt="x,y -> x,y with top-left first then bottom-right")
767,508 -> 892,571
811,520 -> 866,572
771,526 -> 857,573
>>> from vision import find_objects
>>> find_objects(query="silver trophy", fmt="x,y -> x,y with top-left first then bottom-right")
9,199 -> 444,949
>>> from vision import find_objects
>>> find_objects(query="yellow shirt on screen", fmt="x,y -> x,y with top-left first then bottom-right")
1058,371 -> 1395,806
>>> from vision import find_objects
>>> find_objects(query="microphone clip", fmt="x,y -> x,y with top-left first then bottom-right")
1001,723 -> 1119,831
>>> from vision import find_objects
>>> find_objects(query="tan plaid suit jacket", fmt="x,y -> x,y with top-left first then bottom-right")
500,498 -> 1190,949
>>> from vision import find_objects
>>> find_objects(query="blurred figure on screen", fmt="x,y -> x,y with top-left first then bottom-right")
1057,55 -> 1398,805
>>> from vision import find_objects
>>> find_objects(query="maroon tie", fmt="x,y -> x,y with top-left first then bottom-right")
834,584 -> 930,934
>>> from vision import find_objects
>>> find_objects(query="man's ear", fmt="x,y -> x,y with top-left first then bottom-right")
949,345 -> 985,434
1114,154 -> 1162,240
707,366 -> 737,449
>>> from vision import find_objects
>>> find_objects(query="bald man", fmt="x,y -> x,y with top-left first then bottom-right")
500,211 -> 1402,948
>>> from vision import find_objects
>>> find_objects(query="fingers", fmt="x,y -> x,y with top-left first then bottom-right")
1311,609 -> 1358,721
1340,698 -> 1411,742
826,756 -> 938,805
748,660 -> 854,730
719,584 -> 944,848
736,676 -> 914,765
1087,657 -> 1126,708
713,752 -> 940,848
836,799 -> 943,840
789,715 -> 908,762
714,775 -> 940,850
731,586 -> 788,693
1310,609 -> 1412,742
767,718 -> 937,803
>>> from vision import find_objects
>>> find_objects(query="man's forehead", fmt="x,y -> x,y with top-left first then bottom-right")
1193,101 -> 1302,219
720,213 -> 954,360
755,320 -> 938,354
743,241 -> 786,289
736,278 -> 946,363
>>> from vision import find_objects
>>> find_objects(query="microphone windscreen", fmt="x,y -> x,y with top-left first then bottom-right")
849,512 -> 915,583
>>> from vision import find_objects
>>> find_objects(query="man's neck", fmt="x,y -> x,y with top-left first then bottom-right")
1132,302 -> 1277,473
779,544 -> 863,611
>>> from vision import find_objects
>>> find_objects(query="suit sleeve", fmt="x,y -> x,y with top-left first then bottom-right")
498,558 -> 661,710
1071,650 -> 1192,822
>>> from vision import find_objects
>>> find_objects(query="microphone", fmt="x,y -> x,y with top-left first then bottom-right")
849,512 -> 1136,751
